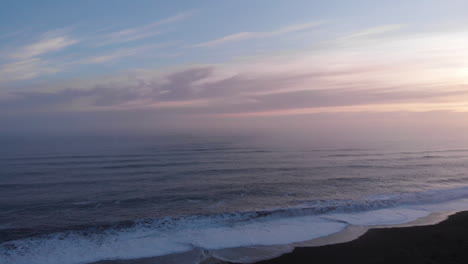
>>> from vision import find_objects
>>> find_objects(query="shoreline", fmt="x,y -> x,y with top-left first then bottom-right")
92,210 -> 462,264
250,210 -> 468,264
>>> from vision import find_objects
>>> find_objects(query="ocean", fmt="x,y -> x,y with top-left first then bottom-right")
2,134 -> 468,264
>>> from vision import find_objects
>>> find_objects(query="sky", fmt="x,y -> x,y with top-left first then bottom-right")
1,0 -> 468,141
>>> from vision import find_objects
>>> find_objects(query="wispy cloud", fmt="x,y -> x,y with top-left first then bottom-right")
5,28 -> 467,114
340,24 -> 405,41
80,47 -> 144,64
0,31 -> 78,82
0,58 -> 59,82
195,21 -> 323,47
10,33 -> 78,59
0,29 -> 27,41
3,64 -> 467,115
0,11 -> 191,83
0,11 -> 187,83
78,43 -> 170,64
97,11 -> 194,46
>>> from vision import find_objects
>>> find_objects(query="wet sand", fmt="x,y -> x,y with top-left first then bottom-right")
252,211 -> 468,264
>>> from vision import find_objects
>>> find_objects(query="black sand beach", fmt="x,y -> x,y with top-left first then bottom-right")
252,211 -> 468,264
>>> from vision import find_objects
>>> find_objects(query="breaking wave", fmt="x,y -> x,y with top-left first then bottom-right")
3,186 -> 468,264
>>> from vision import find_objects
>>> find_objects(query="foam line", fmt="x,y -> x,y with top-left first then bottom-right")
3,186 -> 468,264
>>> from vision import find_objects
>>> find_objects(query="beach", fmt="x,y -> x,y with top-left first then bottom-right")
253,211 -> 468,264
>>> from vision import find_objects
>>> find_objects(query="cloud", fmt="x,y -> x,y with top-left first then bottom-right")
97,11 -> 194,46
2,25 -> 468,117
0,29 -> 27,40
10,33 -> 78,60
0,58 -> 60,82
0,13 -> 188,82
63,42 -> 172,66
82,51 -> 134,64
3,63 -> 467,116
241,87 -> 468,113
0,31 -> 78,82
340,24 -> 405,41
79,46 -> 147,64
195,21 -> 323,47
0,11 -> 192,82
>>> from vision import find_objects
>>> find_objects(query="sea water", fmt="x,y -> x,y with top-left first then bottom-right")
2,134 -> 468,264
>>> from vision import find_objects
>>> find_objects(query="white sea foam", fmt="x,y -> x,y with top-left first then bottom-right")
3,186 -> 468,264
325,208 -> 431,226
0,216 -> 345,264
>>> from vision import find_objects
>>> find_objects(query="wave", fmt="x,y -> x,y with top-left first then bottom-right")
3,186 -> 468,264
4,148 -> 468,163
326,148 -> 468,158
0,148 -> 271,163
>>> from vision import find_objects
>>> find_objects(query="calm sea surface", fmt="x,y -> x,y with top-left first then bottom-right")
2,135 -> 468,264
